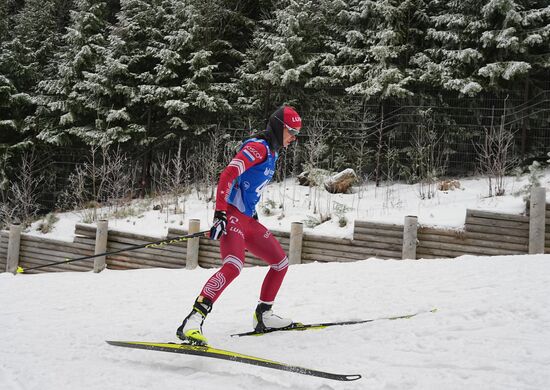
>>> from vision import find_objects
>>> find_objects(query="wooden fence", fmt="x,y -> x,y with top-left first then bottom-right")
2,189 -> 549,274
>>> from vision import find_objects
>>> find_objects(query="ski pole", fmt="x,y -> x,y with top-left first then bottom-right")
16,230 -> 210,274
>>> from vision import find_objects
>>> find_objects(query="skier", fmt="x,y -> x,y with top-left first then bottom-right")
176,105 -> 302,345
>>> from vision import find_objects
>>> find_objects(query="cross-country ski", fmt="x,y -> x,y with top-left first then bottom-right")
106,341 -> 361,381
231,308 -> 437,337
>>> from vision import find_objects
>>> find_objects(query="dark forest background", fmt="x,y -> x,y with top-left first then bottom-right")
0,0 -> 549,225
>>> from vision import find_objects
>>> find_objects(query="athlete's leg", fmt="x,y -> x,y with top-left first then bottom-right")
177,208 -> 247,343
199,208 -> 246,302
244,220 -> 288,303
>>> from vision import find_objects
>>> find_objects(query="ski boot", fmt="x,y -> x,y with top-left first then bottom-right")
176,296 -> 213,345
253,302 -> 293,332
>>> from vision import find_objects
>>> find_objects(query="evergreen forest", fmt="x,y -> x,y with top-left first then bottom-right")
0,0 -> 549,226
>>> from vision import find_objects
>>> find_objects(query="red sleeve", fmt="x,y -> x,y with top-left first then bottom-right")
215,141 -> 269,211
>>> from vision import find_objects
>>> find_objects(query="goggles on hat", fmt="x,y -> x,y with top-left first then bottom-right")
275,116 -> 300,136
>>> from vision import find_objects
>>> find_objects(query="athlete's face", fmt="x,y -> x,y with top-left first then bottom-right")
282,125 -> 300,147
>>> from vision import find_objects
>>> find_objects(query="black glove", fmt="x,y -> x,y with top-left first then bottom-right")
252,211 -> 258,221
209,210 -> 227,240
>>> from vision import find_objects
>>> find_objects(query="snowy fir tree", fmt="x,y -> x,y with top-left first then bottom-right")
0,0 -> 548,195
412,0 -> 549,96
163,0 -> 248,136
0,72 -> 35,148
0,1 -> 40,193
330,0 -> 430,101
80,0 -> 174,147
76,0 -> 249,146
0,0 -> 76,150
238,0 -> 338,114
0,2 -> 43,147
36,0 -> 113,146
10,0 -> 68,86
477,0 -> 550,91
0,2 -> 8,43
0,32 -> 35,145
409,0 -> 485,96
477,0 -> 531,87
519,1 -> 550,89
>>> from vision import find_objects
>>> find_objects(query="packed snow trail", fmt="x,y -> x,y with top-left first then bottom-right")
1,254 -> 549,390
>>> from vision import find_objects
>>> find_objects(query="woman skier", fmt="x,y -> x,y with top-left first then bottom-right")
176,105 -> 302,345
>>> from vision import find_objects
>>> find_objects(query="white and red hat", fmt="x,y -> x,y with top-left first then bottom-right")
266,105 -> 302,150
283,106 -> 302,131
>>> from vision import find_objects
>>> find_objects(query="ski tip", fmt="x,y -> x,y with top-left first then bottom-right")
230,331 -> 263,337
106,340 -> 140,347
345,374 -> 362,381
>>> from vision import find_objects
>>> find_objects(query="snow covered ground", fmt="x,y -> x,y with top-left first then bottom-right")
27,169 -> 550,241
1,254 -> 549,390
3,169 -> 549,389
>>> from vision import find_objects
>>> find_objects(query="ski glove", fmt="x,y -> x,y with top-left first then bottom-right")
209,210 -> 227,240
252,211 -> 258,221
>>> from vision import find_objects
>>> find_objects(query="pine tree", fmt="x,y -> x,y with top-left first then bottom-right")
0,0 -> 47,194
409,0 -> 485,96
238,0 -> 338,113
12,0 -> 64,83
476,0 -> 530,89
477,0 -> 550,92
0,0 -> 75,146
338,0 -> 429,101
80,0 -> 244,146
81,0 -> 174,147
0,73 -> 35,147
521,2 -> 550,91
0,2 -> 8,42
163,0 -> 245,136
0,1 -> 42,147
412,0 -> 549,95
36,0 -> 111,145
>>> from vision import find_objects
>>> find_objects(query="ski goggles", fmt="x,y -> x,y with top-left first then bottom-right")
275,116 -> 301,136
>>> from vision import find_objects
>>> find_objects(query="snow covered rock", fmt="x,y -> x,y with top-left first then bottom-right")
324,168 -> 358,194
297,168 -> 331,186
438,180 -> 461,191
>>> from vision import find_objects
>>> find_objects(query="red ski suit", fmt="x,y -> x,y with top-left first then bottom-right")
200,141 -> 288,303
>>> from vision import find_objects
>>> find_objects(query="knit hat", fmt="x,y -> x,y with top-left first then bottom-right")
265,106 -> 302,150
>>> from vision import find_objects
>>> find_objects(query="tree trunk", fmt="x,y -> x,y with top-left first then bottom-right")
374,104 -> 384,187
138,107 -> 153,197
